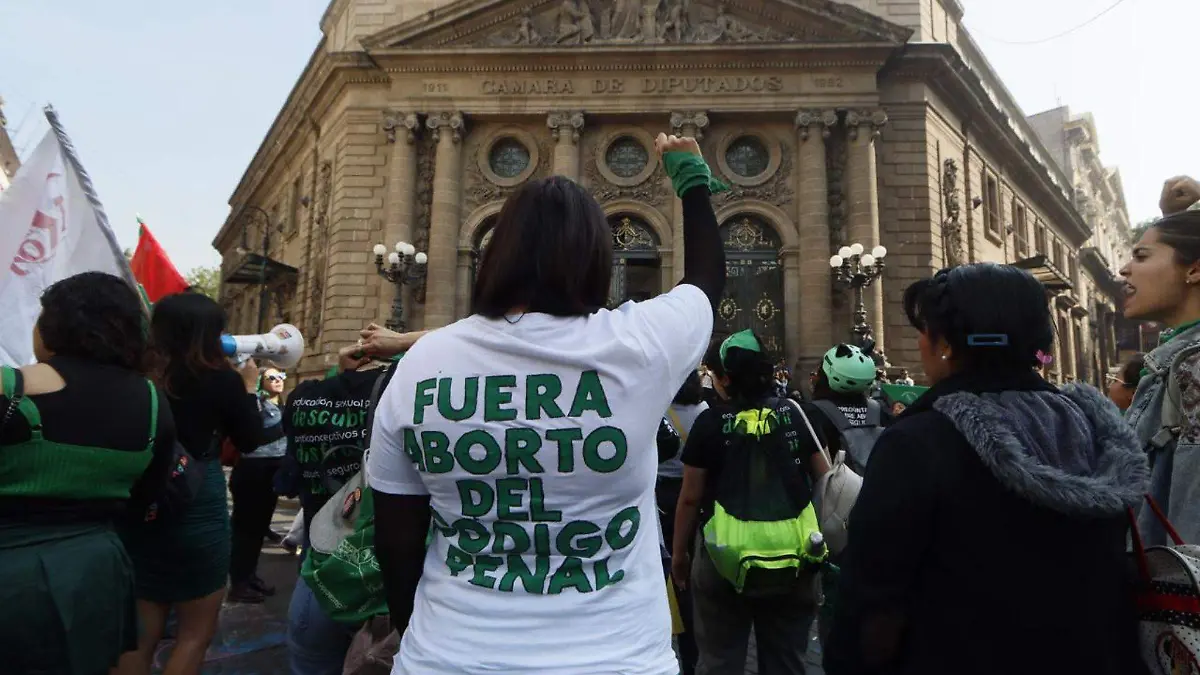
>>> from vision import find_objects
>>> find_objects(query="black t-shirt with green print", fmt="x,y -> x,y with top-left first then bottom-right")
680,399 -> 825,526
282,364 -> 393,533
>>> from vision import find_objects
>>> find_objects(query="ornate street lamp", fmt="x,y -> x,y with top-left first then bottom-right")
372,240 -> 428,332
829,243 -> 888,348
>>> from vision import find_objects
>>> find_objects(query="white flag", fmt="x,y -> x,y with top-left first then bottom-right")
0,109 -> 133,366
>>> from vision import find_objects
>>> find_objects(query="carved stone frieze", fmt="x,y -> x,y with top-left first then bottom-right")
426,111 -> 465,144
712,144 -> 795,209
547,111 -> 585,143
412,136 -> 436,303
582,136 -> 668,208
383,110 -> 421,144
942,158 -> 965,268
826,125 -> 847,247
464,130 -> 552,213
794,109 -> 838,140
477,0 -> 841,47
845,109 -> 888,141
307,160 -> 332,339
670,111 -> 710,139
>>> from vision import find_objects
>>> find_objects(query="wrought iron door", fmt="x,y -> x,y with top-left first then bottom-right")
716,216 -> 785,361
607,215 -> 659,308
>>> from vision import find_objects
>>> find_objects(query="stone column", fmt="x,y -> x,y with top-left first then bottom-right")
547,111 -> 585,179
844,109 -> 888,349
795,109 -> 838,369
423,111 -> 466,328
669,111 -> 710,280
379,110 -> 421,325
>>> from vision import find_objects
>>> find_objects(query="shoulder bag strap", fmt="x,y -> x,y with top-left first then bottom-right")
811,399 -> 854,432
785,398 -> 832,466
2,367 -> 42,440
145,380 -> 159,452
864,398 -> 882,426
360,365 -> 393,479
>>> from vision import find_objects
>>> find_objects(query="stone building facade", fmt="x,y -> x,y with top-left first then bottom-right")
214,0 -> 1125,382
1028,106 -> 1133,386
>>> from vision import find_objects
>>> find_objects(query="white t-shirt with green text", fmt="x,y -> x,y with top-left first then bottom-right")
368,284 -> 712,674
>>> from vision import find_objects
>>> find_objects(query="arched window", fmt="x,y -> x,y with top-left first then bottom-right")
607,215 -> 661,307
717,216 -> 785,359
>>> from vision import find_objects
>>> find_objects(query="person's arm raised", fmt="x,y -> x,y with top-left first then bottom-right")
656,133 -> 727,306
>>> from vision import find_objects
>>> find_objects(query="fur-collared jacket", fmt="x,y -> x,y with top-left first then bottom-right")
824,369 -> 1149,675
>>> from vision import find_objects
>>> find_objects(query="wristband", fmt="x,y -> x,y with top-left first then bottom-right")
663,151 -> 729,198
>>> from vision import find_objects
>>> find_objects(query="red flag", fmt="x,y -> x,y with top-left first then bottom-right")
130,219 -> 188,303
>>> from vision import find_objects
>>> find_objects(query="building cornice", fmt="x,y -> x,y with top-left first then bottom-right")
883,43 -> 1093,246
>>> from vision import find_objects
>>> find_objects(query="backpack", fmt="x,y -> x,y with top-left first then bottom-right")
791,400 -> 863,556
301,365 -> 399,622
1129,494 -> 1200,674
1149,343 -> 1200,452
701,398 -> 827,595
810,398 -> 884,473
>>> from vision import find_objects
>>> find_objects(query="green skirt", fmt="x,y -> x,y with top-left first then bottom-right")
120,460 -> 231,603
0,521 -> 138,675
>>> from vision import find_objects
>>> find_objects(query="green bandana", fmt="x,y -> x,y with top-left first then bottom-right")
719,329 -> 761,366
663,151 -> 729,198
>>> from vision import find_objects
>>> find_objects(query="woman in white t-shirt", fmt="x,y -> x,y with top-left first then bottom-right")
366,134 -> 727,675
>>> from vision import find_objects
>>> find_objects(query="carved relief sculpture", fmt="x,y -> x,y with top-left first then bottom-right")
826,120 -> 848,249
412,136 -> 436,296
307,161 -> 332,339
942,158 -> 965,268
513,9 -> 541,45
556,0 -> 595,44
583,138 -> 668,208
712,142 -> 795,210
483,0 -> 806,47
657,0 -> 690,42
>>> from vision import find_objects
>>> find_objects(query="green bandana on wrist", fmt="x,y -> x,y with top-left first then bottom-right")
663,151 -> 729,198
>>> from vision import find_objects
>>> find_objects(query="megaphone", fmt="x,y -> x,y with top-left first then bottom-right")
220,323 -> 306,370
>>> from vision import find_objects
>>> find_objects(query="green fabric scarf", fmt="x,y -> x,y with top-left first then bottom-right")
663,151 -> 729,198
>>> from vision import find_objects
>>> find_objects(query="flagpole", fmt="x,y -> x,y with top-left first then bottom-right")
42,104 -> 136,287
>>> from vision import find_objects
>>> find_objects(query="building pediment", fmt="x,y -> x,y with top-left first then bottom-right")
362,0 -> 911,51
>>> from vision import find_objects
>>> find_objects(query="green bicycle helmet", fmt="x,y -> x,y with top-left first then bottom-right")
821,344 -> 877,394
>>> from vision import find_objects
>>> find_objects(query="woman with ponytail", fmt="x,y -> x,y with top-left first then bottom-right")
824,263 -> 1147,675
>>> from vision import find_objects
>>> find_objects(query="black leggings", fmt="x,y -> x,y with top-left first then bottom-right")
229,457 -> 282,584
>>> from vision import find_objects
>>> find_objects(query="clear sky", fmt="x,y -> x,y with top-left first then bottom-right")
0,0 -> 1194,275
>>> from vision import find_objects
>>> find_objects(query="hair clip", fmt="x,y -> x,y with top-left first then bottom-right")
1036,350 -> 1053,366
966,333 -> 1009,347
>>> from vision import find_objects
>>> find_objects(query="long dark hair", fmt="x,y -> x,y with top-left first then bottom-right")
1149,211 -> 1200,265
150,292 -> 230,391
472,176 -> 612,317
37,272 -> 147,371
721,332 -> 775,406
904,263 -> 1053,373
673,370 -> 705,406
